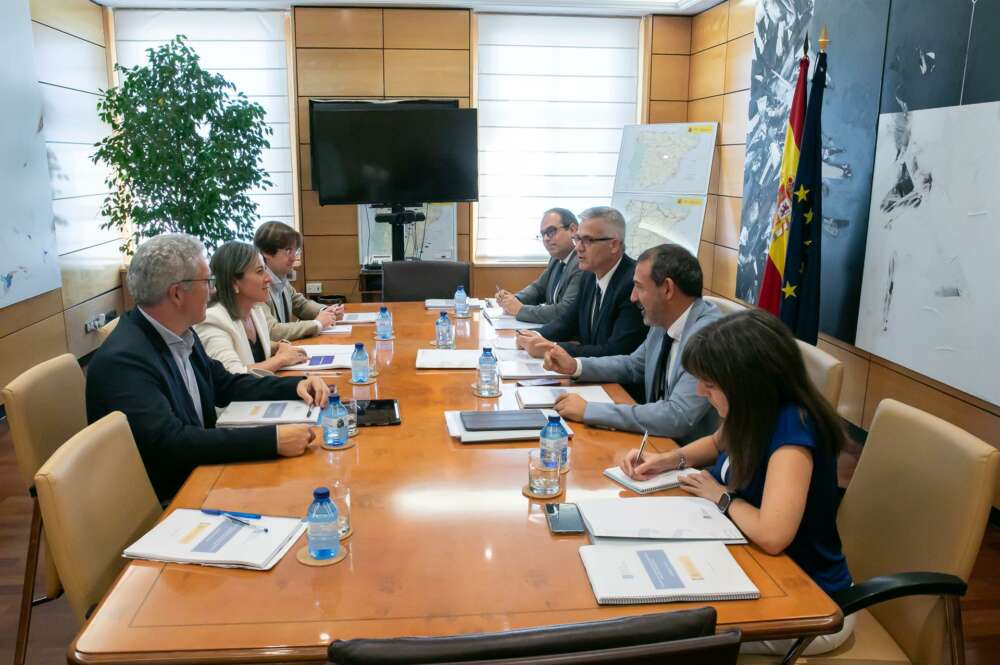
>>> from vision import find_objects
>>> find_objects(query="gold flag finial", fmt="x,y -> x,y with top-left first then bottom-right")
819,25 -> 831,52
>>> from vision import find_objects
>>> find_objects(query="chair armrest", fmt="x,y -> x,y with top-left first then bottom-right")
833,572 -> 967,617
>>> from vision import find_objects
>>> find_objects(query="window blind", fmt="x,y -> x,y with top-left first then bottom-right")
114,10 -> 293,232
475,14 -> 640,262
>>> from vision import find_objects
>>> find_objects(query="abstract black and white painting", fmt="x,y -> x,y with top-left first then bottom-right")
855,101 -> 1000,405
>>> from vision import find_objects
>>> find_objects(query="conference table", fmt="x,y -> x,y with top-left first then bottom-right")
70,302 -> 842,665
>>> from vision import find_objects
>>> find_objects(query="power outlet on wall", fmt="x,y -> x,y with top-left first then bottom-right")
305,282 -> 323,294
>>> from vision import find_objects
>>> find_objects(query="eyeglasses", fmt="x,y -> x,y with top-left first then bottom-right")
535,226 -> 565,241
571,235 -> 614,248
177,276 -> 217,289
280,247 -> 302,257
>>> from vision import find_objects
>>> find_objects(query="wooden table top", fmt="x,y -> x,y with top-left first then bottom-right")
70,303 -> 841,665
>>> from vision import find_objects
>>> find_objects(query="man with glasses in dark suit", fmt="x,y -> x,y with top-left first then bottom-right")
517,207 -> 647,371
495,208 -> 583,324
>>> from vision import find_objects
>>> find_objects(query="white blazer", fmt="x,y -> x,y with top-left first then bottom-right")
195,303 -> 273,374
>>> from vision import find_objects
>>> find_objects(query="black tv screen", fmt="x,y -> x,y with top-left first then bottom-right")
310,105 -> 478,206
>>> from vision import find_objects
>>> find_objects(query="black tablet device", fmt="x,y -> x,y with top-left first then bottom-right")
459,410 -> 548,431
354,399 -> 401,426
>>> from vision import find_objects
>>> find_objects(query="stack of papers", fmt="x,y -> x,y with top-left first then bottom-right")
483,306 -> 512,321
216,401 -> 321,427
123,509 -> 305,571
576,497 -> 746,543
444,409 -> 574,443
493,348 -> 531,362
318,325 -> 352,335
498,360 -> 563,380
603,466 -> 702,494
489,318 -> 545,331
341,312 -> 379,324
425,298 -> 485,309
492,337 -> 519,350
416,349 -> 482,369
516,385 -> 612,409
579,541 -> 759,605
284,344 -> 355,371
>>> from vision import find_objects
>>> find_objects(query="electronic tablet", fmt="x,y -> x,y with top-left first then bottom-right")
355,399 -> 401,426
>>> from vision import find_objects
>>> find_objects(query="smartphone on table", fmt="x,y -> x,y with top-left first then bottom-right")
544,503 -> 586,534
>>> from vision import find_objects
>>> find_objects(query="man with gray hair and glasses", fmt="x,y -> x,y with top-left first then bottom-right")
86,234 -> 329,501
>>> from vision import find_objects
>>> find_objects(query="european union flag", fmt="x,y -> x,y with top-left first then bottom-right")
780,51 -> 827,345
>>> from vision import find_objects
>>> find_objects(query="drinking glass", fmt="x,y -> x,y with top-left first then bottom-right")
528,449 -> 560,496
330,481 -> 351,538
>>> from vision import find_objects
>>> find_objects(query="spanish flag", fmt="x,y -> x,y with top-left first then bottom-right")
757,54 -> 810,315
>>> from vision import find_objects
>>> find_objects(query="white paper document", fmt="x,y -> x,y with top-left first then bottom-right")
579,541 -> 759,605
425,298 -> 484,309
318,325 -> 352,335
602,466 -> 702,494
416,349 -> 482,369
123,509 -> 305,570
284,344 -> 355,371
492,348 -> 532,362
489,319 -> 545,331
516,385 -> 613,409
576,497 -> 745,542
216,401 -> 320,427
483,306 -> 513,321
499,360 -> 563,380
341,312 -> 379,324
492,336 -> 520,350
444,409 -> 573,443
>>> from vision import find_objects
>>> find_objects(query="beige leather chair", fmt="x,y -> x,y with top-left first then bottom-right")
2,353 -> 86,665
95,316 -> 119,344
796,341 -> 844,409
705,295 -> 747,316
742,399 -> 999,665
33,411 -> 162,623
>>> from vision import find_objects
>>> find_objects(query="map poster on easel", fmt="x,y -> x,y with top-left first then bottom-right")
610,123 -> 718,257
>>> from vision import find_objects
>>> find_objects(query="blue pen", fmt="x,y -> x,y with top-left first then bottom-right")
201,508 -> 262,519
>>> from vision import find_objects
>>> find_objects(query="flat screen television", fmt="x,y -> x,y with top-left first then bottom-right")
309,103 -> 478,206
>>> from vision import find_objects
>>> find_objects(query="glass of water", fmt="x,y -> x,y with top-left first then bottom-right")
367,342 -> 379,377
528,449 -> 561,496
330,481 -> 351,538
344,399 -> 358,436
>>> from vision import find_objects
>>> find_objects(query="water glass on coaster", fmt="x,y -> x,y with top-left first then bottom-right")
367,343 -> 379,378
344,399 -> 358,437
330,481 -> 352,539
527,448 -> 561,498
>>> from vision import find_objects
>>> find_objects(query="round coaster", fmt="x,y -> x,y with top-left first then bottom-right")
296,545 -> 347,567
348,428 -> 359,438
349,378 -> 376,385
522,484 -> 564,500
470,384 -> 501,398
320,438 -> 356,451
373,335 -> 395,341
560,465 -> 570,475
339,526 -> 354,541
429,340 -> 455,349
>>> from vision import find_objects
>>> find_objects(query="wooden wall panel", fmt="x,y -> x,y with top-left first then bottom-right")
296,49 -> 384,97
470,266 -> 545,299
309,279 -> 362,302
0,290 -> 63,339
58,240 -> 122,308
651,16 -> 691,54
701,194 -> 719,243
649,101 -> 688,123
715,195 -> 741,249
63,288 -> 123,358
303,236 -> 360,280
689,44 -> 726,100
724,34 -> 753,93
687,95 -> 724,138
718,144 -> 745,197
649,55 -> 690,101
458,235 -> 471,263
384,50 -> 470,97
29,0 -> 104,45
457,203 -> 471,235
301,192 -> 356,235
698,241 -> 715,293
817,338 -> 870,426
708,146 -> 721,195
299,145 -> 311,190
721,89 -> 749,144
728,0 -> 757,40
0,314 -> 69,391
384,9 -> 469,50
294,8 -> 382,48
712,245 -> 738,298
691,1 -> 729,53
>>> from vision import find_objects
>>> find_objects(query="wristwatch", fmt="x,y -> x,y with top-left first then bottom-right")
675,452 -> 687,470
716,491 -> 733,515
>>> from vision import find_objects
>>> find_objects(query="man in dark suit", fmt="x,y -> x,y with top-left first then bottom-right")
87,234 -> 329,501
517,206 -> 647,361
495,208 -> 582,324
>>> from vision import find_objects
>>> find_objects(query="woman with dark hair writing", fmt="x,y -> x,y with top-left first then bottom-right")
619,308 -> 854,654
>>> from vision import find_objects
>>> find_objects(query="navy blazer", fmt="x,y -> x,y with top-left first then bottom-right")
86,308 -> 302,500
537,254 -> 648,359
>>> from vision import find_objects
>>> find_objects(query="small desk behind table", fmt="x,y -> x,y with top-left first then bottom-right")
70,303 -> 841,665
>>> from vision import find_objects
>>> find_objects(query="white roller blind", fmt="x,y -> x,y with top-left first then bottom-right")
114,10 -> 293,231
476,14 -> 640,262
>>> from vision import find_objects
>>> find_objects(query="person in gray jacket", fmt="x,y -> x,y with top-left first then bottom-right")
495,208 -> 583,324
541,243 -> 721,443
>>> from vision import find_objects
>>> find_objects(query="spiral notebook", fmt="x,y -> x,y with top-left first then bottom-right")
579,541 -> 759,605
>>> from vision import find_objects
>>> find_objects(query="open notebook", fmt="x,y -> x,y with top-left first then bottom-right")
603,466 -> 702,494
579,541 -> 759,604
216,401 -> 321,427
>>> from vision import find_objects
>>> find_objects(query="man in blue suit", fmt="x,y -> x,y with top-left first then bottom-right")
542,243 -> 720,443
87,234 -> 329,500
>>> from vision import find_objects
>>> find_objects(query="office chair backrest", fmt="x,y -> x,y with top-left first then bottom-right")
796,340 -> 844,409
328,607 -> 718,665
382,260 -> 471,302
703,296 -> 746,317
441,630 -> 741,665
838,399 -> 999,665
34,411 -> 162,623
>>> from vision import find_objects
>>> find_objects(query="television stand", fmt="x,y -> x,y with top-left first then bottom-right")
373,204 -> 426,261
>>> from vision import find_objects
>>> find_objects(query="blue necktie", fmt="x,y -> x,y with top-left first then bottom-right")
547,260 -> 565,303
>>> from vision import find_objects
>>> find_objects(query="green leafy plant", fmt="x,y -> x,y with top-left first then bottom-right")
93,36 -> 273,254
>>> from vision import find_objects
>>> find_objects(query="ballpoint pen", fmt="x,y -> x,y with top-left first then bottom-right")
222,514 -> 269,534
201,508 -> 262,519
634,431 -> 649,465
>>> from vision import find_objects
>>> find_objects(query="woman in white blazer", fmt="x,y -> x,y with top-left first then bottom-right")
195,242 -> 308,374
